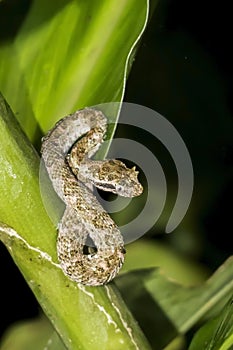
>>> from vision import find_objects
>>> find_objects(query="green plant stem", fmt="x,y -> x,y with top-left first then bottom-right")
0,94 -> 152,350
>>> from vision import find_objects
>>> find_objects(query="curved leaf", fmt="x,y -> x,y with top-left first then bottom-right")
0,1 -> 159,348
0,0 -> 153,140
116,256 -> 233,349
188,296 -> 233,350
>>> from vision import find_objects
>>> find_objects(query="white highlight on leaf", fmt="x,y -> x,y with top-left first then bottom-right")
105,285 -> 140,350
0,156 -> 24,199
0,223 -> 60,268
105,0 -> 150,154
78,284 -> 121,333
121,0 -> 149,105
43,337 -> 52,350
0,156 -> 17,179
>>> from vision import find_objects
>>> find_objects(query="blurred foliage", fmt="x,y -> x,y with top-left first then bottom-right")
0,315 -> 66,350
0,0 -> 154,349
117,255 -> 233,349
189,295 -> 233,350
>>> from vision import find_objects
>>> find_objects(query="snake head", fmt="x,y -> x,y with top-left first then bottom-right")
95,159 -> 143,197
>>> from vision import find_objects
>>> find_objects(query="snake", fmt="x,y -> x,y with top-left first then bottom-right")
41,108 -> 143,286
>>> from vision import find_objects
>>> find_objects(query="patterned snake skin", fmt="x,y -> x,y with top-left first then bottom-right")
41,108 -> 143,286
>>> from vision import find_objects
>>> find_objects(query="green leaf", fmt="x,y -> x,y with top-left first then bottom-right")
188,296 -> 233,350
0,94 -> 152,349
115,256 -> 233,349
121,239 -> 209,286
0,315 -> 66,350
0,0 -> 153,141
0,1 -> 159,348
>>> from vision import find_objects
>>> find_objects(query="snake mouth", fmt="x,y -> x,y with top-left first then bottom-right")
94,182 -> 116,191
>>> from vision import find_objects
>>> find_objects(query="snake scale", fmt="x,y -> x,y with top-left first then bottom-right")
41,108 -> 143,286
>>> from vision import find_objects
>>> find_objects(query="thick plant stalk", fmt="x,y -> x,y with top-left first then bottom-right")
0,95 -> 152,349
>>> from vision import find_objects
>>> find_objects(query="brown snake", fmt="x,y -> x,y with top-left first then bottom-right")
41,108 -> 143,286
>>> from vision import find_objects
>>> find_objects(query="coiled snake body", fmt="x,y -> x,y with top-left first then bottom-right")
41,108 -> 143,286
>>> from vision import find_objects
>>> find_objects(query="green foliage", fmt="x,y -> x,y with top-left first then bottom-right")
0,315 -> 66,350
116,252 -> 233,349
0,94 -> 151,350
0,0 -> 150,140
0,1 -> 154,349
0,1 -> 232,350
189,296 -> 233,350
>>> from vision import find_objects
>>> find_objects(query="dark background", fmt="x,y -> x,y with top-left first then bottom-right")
0,0 -> 233,340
